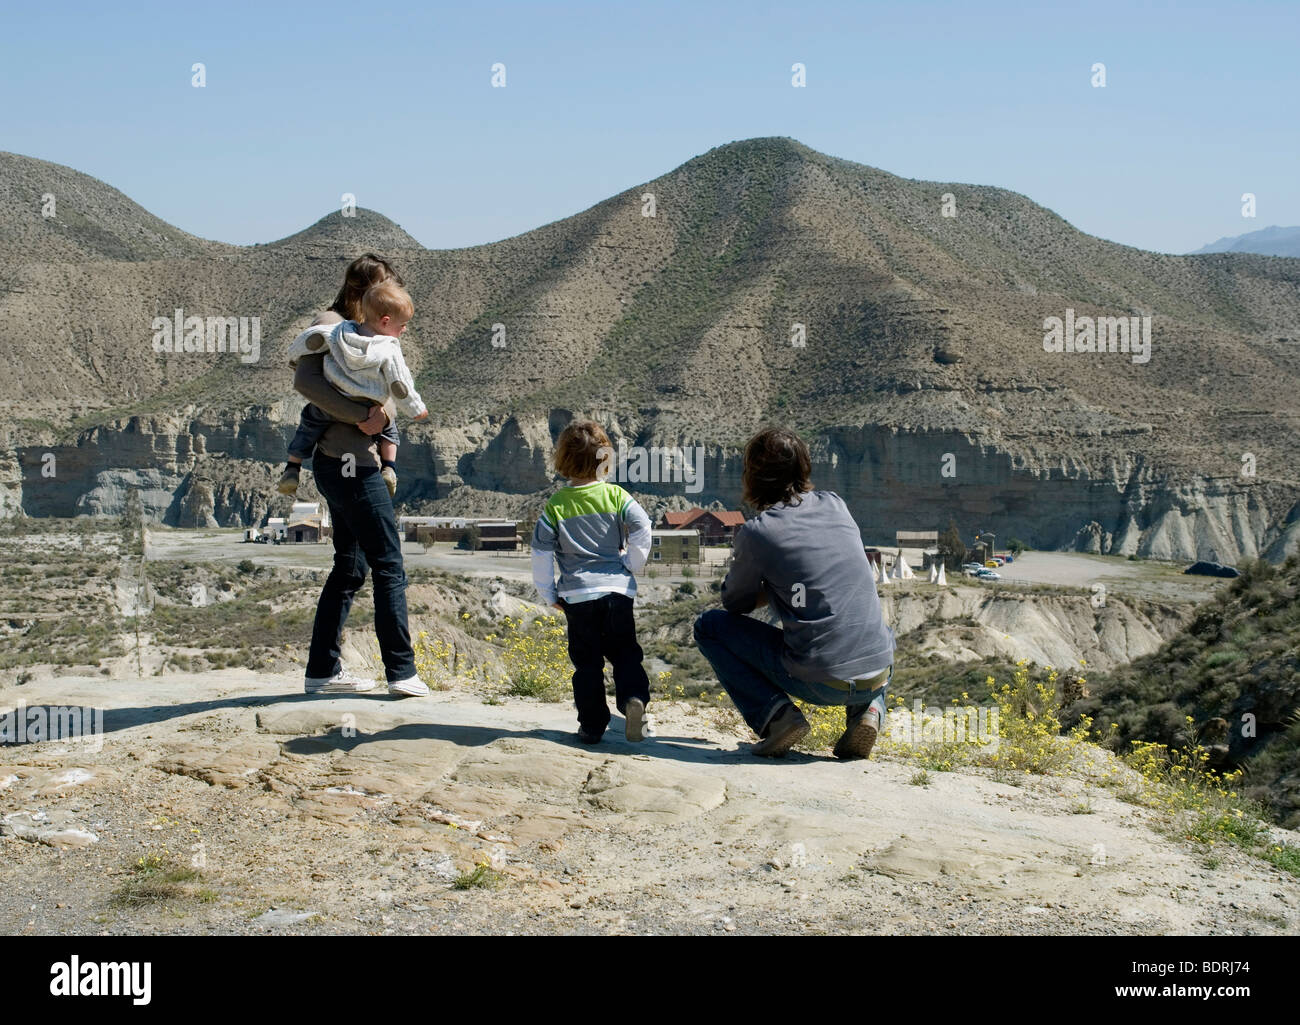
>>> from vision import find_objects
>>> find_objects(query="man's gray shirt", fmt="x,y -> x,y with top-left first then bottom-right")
721,490 -> 895,683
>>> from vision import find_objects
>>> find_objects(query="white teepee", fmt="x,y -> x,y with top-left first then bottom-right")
936,563 -> 947,586
894,550 -> 914,580
928,563 -> 938,584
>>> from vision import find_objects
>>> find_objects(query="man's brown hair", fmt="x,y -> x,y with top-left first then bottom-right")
554,421 -> 612,481
360,280 -> 415,326
329,253 -> 404,321
741,428 -> 813,510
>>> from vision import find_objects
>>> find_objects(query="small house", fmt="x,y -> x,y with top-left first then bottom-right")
660,508 -> 745,545
285,521 -> 322,544
650,529 -> 701,564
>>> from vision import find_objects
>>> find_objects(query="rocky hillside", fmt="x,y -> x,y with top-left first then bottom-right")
1069,556 -> 1300,827
2,140 -> 1299,560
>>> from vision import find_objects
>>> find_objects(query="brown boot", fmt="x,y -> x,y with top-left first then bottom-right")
751,702 -> 810,758
834,704 -> 881,760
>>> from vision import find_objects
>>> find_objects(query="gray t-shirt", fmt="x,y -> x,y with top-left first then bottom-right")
721,490 -> 895,683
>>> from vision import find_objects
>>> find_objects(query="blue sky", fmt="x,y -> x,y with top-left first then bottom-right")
3,0 -> 1295,253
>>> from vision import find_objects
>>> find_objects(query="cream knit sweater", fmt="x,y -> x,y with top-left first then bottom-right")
287,321 -> 427,419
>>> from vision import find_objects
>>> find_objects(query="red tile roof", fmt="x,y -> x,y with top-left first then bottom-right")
662,510 -> 700,528
660,508 -> 745,529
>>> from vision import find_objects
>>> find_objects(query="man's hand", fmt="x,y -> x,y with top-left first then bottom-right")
358,404 -> 388,436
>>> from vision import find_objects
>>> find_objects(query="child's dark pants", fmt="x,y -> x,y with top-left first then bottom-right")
559,592 -> 651,734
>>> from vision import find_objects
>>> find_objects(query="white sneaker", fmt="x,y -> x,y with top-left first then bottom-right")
387,674 -> 430,698
304,670 -> 377,694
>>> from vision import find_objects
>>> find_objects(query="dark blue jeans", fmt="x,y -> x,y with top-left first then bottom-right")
306,453 -> 416,683
559,593 -> 651,734
693,609 -> 889,737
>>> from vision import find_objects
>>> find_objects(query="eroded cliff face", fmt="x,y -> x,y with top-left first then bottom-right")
881,587 -> 1191,671
5,409 -> 1296,564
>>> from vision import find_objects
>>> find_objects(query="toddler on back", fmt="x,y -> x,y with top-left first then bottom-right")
282,280 -> 427,498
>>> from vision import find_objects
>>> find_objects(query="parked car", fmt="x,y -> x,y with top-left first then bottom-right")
962,562 -> 982,572
976,569 -> 1002,580
991,557 -> 1006,566
985,560 -> 999,569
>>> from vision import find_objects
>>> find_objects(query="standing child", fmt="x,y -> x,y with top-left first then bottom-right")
531,421 -> 653,744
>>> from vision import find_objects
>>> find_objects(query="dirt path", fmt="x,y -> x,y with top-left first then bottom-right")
2,671 -> 1296,935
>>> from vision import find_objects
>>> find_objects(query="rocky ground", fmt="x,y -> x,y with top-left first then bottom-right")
3,671 -> 1298,936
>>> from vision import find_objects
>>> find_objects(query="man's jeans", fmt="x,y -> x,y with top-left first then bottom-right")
306,453 -> 416,683
693,609 -> 889,737
559,592 -> 651,734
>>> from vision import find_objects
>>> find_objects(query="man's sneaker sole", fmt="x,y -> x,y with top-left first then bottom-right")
834,714 -> 880,760
624,698 -> 646,743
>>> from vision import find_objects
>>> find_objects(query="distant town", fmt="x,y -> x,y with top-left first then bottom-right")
242,506 -> 1015,581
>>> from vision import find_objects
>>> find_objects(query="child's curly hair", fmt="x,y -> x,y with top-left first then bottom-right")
554,421 -> 612,481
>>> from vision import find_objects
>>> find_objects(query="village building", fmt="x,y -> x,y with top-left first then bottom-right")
659,508 -> 745,545
650,528 -> 701,564
398,516 -> 472,543
476,520 -> 520,551
283,502 -> 330,544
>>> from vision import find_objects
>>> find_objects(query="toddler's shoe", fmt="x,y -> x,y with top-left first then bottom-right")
277,465 -> 301,496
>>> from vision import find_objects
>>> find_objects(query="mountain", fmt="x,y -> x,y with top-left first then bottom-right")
1192,225 -> 1300,259
2,138 -> 1299,562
